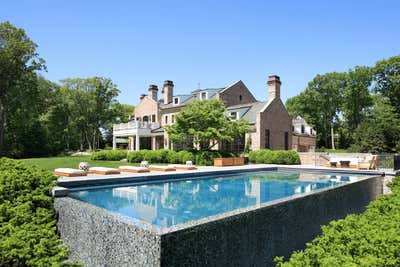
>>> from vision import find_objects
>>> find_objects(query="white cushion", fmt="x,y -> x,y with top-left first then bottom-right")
54,168 -> 86,174
89,167 -> 118,172
119,166 -> 148,170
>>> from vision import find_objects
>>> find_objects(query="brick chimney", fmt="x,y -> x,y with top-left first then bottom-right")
268,75 -> 281,100
162,80 -> 174,104
148,84 -> 158,101
140,94 -> 147,100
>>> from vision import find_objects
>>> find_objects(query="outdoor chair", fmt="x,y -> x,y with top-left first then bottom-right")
54,168 -> 87,177
119,166 -> 150,173
88,167 -> 121,175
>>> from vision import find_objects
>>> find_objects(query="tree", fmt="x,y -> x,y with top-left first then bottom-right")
353,96 -> 400,153
286,72 -> 346,149
166,99 -> 250,150
374,55 -> 400,113
0,21 -> 45,156
60,77 -> 120,151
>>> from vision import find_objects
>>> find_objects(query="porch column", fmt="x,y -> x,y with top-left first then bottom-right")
151,136 -> 156,150
128,136 -> 134,151
135,133 -> 140,151
112,136 -> 116,149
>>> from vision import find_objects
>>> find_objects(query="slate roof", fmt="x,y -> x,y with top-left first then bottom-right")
159,87 -> 225,109
226,101 -> 267,124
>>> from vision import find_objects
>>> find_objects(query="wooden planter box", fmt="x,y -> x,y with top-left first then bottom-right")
214,157 -> 245,167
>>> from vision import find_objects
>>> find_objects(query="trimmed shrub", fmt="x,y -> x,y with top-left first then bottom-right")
275,177 -> 400,266
0,158 -> 80,266
91,149 -> 127,161
195,150 -> 222,166
248,150 -> 300,165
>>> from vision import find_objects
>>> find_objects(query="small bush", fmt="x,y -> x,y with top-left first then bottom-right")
248,150 -> 300,165
91,149 -> 127,161
0,158 -> 80,266
275,176 -> 400,266
195,150 -> 222,166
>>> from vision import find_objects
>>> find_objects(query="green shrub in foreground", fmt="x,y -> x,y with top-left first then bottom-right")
91,149 -> 127,161
0,158 -> 80,266
248,150 -> 300,165
275,177 -> 400,267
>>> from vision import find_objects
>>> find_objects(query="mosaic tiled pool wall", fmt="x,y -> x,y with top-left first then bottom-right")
55,175 -> 383,267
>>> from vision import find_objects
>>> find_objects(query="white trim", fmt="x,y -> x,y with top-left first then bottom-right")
173,97 -> 180,105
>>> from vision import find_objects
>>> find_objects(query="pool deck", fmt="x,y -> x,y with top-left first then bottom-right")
52,164 -> 391,197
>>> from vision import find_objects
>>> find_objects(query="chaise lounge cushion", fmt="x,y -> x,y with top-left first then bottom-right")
149,165 -> 176,172
168,164 -> 197,170
119,166 -> 150,173
88,167 -> 120,175
54,168 -> 87,177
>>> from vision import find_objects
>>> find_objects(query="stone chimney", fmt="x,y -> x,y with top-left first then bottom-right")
148,84 -> 158,101
162,80 -> 174,104
268,75 -> 281,100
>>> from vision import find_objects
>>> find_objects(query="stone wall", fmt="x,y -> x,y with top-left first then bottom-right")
55,175 -> 382,267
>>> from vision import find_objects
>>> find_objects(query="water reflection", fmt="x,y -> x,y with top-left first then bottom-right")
70,171 -> 361,227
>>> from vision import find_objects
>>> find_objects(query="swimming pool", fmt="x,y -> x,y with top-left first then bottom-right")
69,170 -> 367,227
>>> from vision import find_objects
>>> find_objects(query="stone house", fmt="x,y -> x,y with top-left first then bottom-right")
113,75 -> 313,153
292,116 -> 317,152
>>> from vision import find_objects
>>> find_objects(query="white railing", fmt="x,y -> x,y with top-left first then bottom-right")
113,121 -> 160,131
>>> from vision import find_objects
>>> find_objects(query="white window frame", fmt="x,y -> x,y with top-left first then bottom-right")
173,97 -> 180,105
200,91 -> 208,100
229,111 -> 239,120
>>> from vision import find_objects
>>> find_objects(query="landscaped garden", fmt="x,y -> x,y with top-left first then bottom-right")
276,176 -> 400,266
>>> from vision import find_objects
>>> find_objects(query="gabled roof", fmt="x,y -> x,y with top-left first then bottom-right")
159,87 -> 225,109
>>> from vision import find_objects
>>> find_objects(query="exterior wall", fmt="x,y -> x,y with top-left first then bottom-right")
292,134 -> 316,152
218,80 -> 257,106
55,175 -> 382,267
134,96 -> 159,123
253,99 -> 292,150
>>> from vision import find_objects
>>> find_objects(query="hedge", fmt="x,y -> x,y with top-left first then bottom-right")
0,158 -> 80,266
248,150 -> 300,165
275,177 -> 400,266
127,149 -> 231,166
91,149 -> 127,161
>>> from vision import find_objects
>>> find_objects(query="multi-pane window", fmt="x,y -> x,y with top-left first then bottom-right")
230,112 -> 238,120
201,92 -> 207,99
151,114 -> 156,122
165,115 -> 168,124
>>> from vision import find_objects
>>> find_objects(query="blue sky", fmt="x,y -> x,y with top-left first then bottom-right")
2,0 -> 399,104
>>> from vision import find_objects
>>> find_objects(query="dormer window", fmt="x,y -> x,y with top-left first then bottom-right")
229,112 -> 238,120
301,125 -> 305,134
173,97 -> 179,105
201,92 -> 207,100
239,95 -> 242,101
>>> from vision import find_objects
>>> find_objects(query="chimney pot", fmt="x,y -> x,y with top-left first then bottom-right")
163,80 -> 174,104
148,84 -> 158,101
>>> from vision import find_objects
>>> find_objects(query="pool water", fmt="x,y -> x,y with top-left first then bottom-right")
69,170 -> 365,227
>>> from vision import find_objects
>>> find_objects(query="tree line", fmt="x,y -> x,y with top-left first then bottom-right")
286,55 -> 400,153
0,21 -> 134,158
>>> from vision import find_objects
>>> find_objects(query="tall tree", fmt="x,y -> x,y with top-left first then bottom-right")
0,21 -> 45,156
166,99 -> 250,150
374,55 -> 400,113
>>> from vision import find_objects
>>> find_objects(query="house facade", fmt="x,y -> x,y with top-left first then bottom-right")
113,75 -> 313,153
292,116 -> 317,152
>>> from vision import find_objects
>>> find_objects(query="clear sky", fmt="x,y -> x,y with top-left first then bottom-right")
2,0 -> 399,104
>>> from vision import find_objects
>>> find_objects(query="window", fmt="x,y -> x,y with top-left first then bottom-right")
301,125 -> 305,134
165,115 -> 168,124
151,114 -> 156,122
172,115 -> 175,123
265,129 -> 270,149
136,117 -> 141,121
173,97 -> 179,105
229,112 -> 238,120
239,95 -> 242,101
201,92 -> 207,99
143,116 -> 149,122
284,131 -> 289,150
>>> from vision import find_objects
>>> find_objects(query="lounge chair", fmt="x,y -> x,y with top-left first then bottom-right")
358,155 -> 377,170
54,168 -> 87,177
119,166 -> 150,173
167,164 -> 197,170
149,165 -> 176,172
88,167 -> 120,175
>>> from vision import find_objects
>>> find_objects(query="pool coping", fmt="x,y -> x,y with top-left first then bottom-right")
53,167 -> 384,235
52,164 -> 386,196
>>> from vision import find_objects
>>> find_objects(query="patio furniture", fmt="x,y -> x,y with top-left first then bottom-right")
168,164 -> 197,170
88,167 -> 120,175
149,165 -> 176,172
214,157 -> 245,167
119,166 -> 150,173
329,161 -> 337,168
140,161 -> 149,168
54,168 -> 87,177
339,160 -> 350,168
358,155 -> 377,170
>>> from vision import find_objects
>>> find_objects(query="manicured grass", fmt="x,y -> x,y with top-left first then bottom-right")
20,156 -> 141,171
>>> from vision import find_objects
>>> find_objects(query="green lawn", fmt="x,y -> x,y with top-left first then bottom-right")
20,156 -> 141,171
